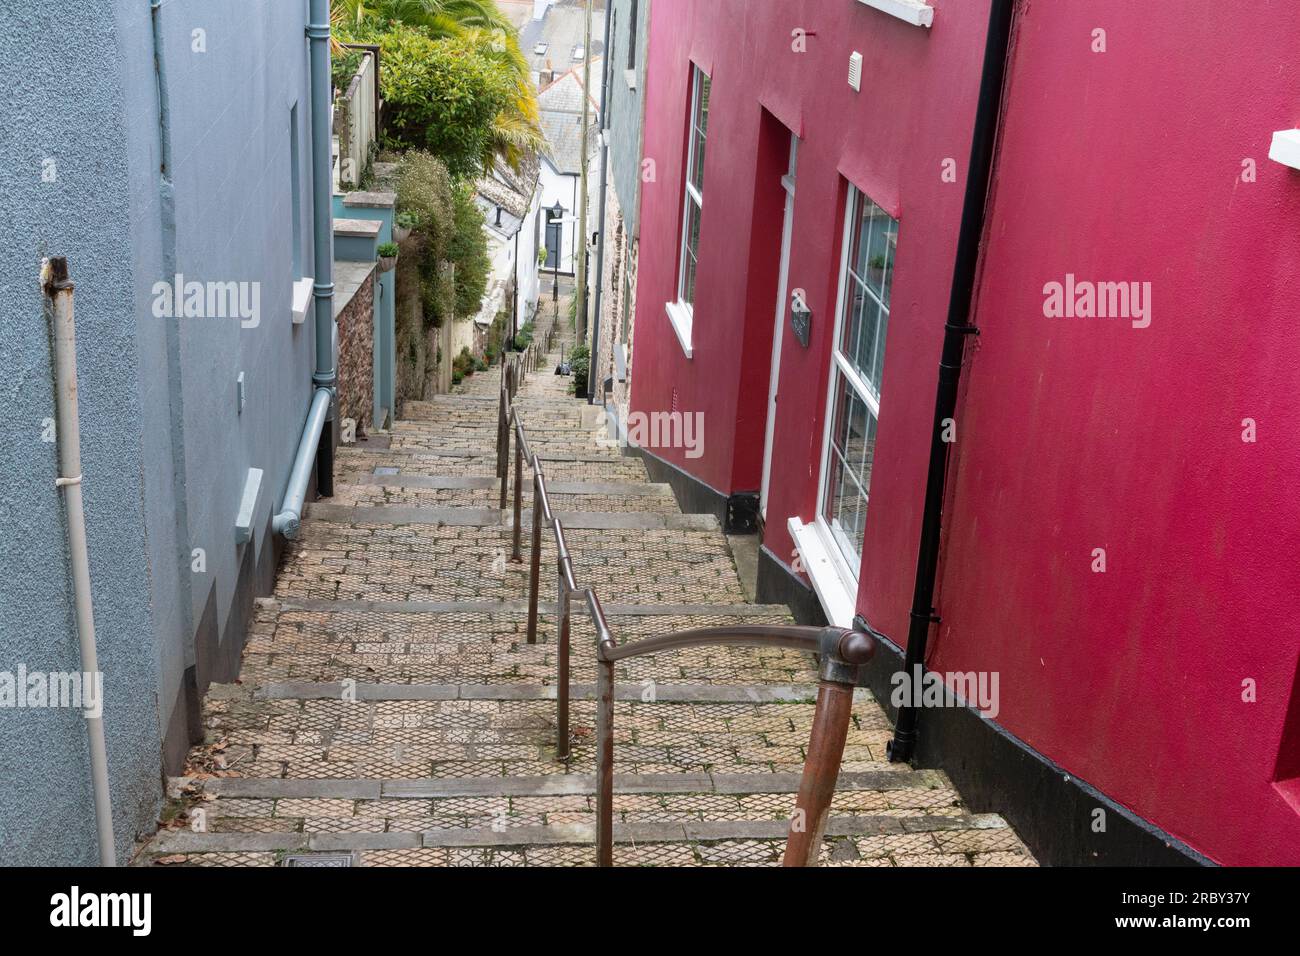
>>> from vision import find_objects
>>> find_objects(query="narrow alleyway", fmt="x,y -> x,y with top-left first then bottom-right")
136,323 -> 1035,868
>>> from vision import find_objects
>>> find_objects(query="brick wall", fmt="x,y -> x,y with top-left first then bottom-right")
337,268 -> 375,436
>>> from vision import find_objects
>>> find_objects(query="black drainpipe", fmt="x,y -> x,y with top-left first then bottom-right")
888,0 -> 1016,764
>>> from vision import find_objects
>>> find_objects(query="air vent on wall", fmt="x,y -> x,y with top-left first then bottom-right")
848,52 -> 863,93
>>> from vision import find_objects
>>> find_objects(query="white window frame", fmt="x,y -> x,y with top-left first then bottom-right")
667,64 -> 709,358
812,185 -> 893,596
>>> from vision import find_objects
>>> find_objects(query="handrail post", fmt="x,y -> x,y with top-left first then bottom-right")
495,383 -> 506,485
526,461 -> 542,645
556,572 -> 571,762
595,638 -> 615,867
499,406 -> 510,511
782,627 -> 876,867
511,421 -> 524,562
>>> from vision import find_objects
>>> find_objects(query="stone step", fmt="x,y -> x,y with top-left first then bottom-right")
196,767 -> 940,800
139,812 -> 1023,868
275,521 -> 746,606
335,447 -> 651,484
326,474 -> 682,515
303,502 -> 717,531
240,597 -> 808,685
254,681 -> 836,704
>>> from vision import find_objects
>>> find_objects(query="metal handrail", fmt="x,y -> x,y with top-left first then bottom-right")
494,346 -> 879,866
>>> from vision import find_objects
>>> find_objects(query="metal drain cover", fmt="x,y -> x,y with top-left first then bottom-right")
283,852 -> 356,867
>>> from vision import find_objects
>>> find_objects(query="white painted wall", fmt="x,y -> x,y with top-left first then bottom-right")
539,160 -> 579,275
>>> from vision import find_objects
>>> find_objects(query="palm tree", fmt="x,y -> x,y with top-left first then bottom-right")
331,0 -> 543,171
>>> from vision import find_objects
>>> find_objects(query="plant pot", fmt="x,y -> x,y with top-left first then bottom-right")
394,225 -> 412,242
378,255 -> 398,273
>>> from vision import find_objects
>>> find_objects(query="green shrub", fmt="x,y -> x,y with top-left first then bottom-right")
366,26 -> 511,180
448,183 -> 490,320
332,47 -> 366,93
397,152 -> 455,328
377,241 -> 400,259
569,343 -> 590,396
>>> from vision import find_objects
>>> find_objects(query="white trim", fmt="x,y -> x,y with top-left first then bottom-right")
789,517 -> 856,628
762,134 -> 799,519
832,351 -> 881,419
291,276 -> 314,324
676,66 -> 708,308
665,300 -> 694,358
855,0 -> 934,29
815,195 -> 859,536
1269,129 -> 1300,169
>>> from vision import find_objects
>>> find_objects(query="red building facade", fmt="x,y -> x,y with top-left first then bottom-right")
626,0 -> 1300,865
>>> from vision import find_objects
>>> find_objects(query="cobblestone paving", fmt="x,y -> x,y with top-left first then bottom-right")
134,337 -> 1036,868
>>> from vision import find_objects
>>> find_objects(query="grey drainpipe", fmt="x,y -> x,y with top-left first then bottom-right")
274,0 -> 336,536
587,1 -> 615,403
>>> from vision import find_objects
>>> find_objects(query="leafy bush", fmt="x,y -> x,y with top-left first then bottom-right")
396,152 -> 455,327
364,26 -> 511,180
513,321 -> 534,351
569,343 -> 590,396
332,47 -> 366,93
448,183 -> 490,320
396,210 -> 419,231
377,241 -> 400,258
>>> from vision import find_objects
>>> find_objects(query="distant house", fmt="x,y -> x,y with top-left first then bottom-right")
474,156 -> 544,340
594,0 -> 650,411
536,61 -> 602,278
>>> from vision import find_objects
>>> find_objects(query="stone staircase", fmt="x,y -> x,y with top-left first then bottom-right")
134,334 -> 1035,868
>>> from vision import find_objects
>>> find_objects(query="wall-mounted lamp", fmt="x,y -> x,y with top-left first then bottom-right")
791,291 -> 812,348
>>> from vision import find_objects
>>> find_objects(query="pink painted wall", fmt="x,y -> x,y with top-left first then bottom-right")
631,0 -> 1300,864
630,0 -> 990,528
933,0 -> 1300,865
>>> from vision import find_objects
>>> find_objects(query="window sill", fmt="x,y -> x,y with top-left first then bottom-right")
292,276 -> 314,325
665,300 -> 694,358
855,0 -> 934,29
788,517 -> 856,628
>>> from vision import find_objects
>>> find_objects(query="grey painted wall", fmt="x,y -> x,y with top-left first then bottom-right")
605,0 -> 650,238
0,0 -> 320,864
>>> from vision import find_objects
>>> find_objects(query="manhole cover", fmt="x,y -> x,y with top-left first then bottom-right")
283,852 -> 355,868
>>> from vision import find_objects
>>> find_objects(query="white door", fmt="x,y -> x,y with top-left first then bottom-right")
760,134 -> 799,519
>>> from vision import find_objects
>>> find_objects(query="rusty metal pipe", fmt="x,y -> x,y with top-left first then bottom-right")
498,402 -> 509,513
595,641 -> 615,867
556,576 -> 571,761
782,680 -> 856,867
511,424 -> 523,562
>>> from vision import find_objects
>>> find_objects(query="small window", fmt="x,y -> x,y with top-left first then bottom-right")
534,41 -> 549,56
628,0 -> 639,71
572,44 -> 586,62
677,65 -> 710,310
818,187 -> 898,574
